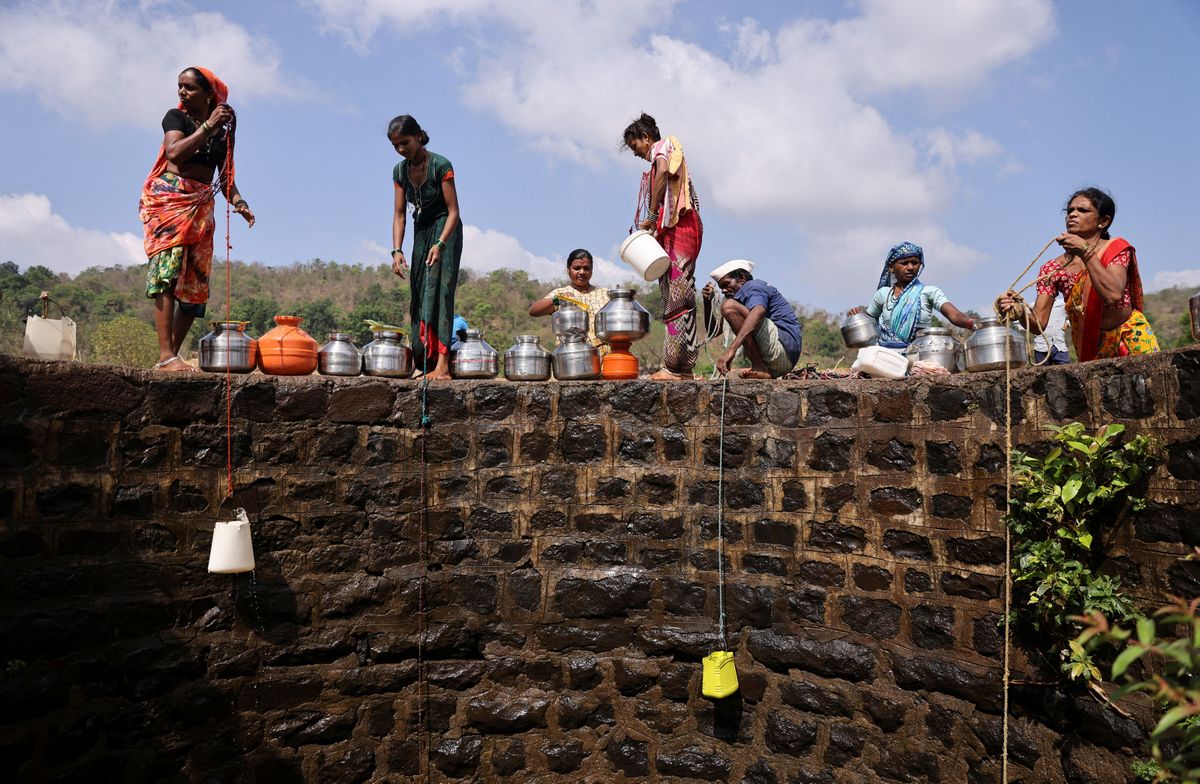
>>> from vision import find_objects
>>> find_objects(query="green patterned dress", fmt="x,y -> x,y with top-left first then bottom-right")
394,152 -> 462,364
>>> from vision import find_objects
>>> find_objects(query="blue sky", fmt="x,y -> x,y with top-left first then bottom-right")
1,0 -> 1198,313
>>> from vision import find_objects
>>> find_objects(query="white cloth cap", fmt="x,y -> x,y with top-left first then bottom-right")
710,259 -> 754,283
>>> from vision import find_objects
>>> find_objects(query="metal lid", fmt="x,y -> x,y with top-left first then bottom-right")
463,328 -> 482,339
327,331 -> 354,341
914,327 -> 953,336
371,331 -> 403,341
609,288 -> 635,299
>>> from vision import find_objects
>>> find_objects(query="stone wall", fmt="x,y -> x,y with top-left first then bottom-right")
1,350 -> 1199,783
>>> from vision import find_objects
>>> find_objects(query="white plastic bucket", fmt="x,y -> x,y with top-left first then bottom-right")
207,509 -> 255,574
851,345 -> 908,379
619,230 -> 671,281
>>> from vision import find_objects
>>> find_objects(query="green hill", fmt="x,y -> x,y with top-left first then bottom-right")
0,259 -> 852,373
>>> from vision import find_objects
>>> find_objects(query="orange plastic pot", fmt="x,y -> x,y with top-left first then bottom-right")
257,315 -> 318,375
601,345 -> 640,379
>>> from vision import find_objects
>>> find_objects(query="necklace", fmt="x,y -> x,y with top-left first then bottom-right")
406,153 -> 434,219
183,109 -> 219,159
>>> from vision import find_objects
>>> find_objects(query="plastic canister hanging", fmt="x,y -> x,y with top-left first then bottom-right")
701,650 -> 739,699
208,508 -> 255,574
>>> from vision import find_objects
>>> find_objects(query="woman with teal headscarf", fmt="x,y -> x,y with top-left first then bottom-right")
848,242 -> 977,348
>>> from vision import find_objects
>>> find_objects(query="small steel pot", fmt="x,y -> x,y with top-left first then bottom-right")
965,317 -> 1027,372
199,321 -> 257,373
362,331 -> 413,378
318,331 -> 363,376
841,311 -> 881,348
553,335 -> 600,380
504,335 -> 552,381
551,300 -> 589,340
906,327 -> 964,373
451,329 -> 499,379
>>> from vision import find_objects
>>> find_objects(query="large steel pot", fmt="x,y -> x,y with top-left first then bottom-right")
965,317 -> 1027,372
504,335 -> 552,381
1190,291 -> 1200,341
318,331 -> 362,376
906,327 -> 964,373
841,311 -> 881,348
362,331 -> 413,378
199,321 -> 257,373
551,300 -> 589,340
451,329 -> 499,379
595,288 -> 651,343
553,335 -> 600,380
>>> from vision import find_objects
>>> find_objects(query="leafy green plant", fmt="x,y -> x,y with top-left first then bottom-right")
1077,590 -> 1200,783
1005,423 -> 1161,682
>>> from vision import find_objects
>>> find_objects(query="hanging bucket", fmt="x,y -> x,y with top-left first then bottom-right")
701,650 -> 739,699
207,509 -> 255,574
619,230 -> 671,281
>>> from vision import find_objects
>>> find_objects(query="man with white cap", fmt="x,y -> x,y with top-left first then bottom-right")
703,259 -> 802,378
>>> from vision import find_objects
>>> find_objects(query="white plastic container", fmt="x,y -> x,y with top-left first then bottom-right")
851,345 -> 909,379
618,230 -> 671,281
207,509 -> 255,574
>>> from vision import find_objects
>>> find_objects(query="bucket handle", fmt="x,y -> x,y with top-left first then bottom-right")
38,292 -> 66,320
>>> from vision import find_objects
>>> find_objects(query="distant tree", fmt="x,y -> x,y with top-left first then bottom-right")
294,298 -> 344,339
233,296 -> 282,337
91,315 -> 159,367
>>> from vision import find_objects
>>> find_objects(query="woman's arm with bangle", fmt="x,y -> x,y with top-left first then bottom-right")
647,156 -> 668,224
529,297 -> 556,317
392,182 -> 407,255
162,128 -> 211,166
438,177 -> 460,245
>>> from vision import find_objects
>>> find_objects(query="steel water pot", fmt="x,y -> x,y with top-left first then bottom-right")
553,335 -> 600,380
450,329 -> 499,379
906,327 -> 964,373
965,316 -> 1027,372
595,288 -> 651,343
318,331 -> 363,376
841,311 -> 881,349
199,321 -> 258,373
362,331 -> 413,378
551,300 -> 589,340
504,335 -> 552,381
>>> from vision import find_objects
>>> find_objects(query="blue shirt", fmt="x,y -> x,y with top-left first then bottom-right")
733,279 -> 803,364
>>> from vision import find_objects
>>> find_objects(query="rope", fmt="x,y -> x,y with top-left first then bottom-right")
716,376 -> 728,649
415,272 -> 434,781
1001,307 -> 1014,782
1006,236 -> 1058,294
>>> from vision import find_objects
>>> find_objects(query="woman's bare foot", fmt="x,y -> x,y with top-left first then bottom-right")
423,368 -> 452,381
648,368 -> 691,381
735,368 -> 773,380
153,355 -> 196,373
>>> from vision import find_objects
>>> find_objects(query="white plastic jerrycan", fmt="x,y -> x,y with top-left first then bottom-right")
851,345 -> 908,379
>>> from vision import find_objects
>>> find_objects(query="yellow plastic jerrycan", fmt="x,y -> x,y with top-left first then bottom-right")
701,651 -> 739,699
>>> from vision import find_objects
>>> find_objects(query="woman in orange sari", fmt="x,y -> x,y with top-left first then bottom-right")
141,67 -> 254,371
1000,187 -> 1158,360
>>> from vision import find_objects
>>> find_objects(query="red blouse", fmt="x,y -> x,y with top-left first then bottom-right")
1036,249 -> 1133,307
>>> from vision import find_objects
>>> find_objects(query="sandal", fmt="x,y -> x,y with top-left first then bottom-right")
153,355 -> 195,372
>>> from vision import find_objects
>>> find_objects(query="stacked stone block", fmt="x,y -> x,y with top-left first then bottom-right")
0,350 -> 1198,782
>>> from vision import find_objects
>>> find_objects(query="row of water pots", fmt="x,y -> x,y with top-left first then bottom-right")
198,316 -> 418,377
197,288 -> 652,380
841,311 -> 1028,374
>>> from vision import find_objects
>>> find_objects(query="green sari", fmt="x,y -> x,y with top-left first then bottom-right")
394,152 -> 462,365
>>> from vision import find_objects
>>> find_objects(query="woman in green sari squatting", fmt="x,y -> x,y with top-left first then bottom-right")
389,115 -> 463,380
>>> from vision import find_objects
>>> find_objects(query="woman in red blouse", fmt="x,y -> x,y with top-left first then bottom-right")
1000,187 -> 1158,360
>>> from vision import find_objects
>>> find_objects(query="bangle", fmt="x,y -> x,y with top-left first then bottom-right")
390,248 -> 404,257
233,199 -> 248,209
200,120 -> 211,135
647,211 -> 660,223
434,239 -> 446,250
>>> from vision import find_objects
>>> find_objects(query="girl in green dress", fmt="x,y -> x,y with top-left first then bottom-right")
389,115 -> 463,380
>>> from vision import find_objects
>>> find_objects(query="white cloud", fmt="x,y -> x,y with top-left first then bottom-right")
1147,268 -> 1200,292
0,1 -> 305,128
309,0 -> 1054,287
0,193 -> 144,274
461,225 -> 630,286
